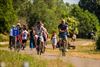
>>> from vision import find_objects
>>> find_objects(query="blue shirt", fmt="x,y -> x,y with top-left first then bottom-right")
58,24 -> 68,31
12,27 -> 19,36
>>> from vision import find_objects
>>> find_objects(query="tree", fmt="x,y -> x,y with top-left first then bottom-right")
66,16 -> 79,36
96,35 -> 100,50
28,0 -> 69,33
79,0 -> 100,21
0,0 -> 17,33
71,5 -> 99,38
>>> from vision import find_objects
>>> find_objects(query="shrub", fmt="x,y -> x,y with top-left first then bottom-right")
96,35 -> 100,50
0,34 -> 9,42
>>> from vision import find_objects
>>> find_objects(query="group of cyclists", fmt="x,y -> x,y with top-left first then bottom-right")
9,23 -> 28,51
9,19 -> 75,56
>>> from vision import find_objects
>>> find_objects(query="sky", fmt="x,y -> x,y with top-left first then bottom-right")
63,0 -> 80,4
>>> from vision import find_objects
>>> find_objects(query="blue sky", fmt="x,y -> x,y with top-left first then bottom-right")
63,0 -> 80,4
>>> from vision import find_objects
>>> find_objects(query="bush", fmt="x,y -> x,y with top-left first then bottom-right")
0,34 -> 9,42
71,5 -> 99,38
96,35 -> 100,50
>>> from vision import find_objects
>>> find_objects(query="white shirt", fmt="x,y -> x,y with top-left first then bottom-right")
35,26 -> 44,36
22,30 -> 28,40
10,28 -> 13,36
52,35 -> 57,39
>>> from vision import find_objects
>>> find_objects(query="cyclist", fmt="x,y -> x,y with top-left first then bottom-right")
35,21 -> 47,54
58,19 -> 68,52
22,26 -> 28,50
42,24 -> 48,47
15,23 -> 22,50
51,31 -> 57,50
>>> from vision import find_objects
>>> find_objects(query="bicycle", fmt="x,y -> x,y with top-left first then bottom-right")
14,35 -> 22,52
36,37 -> 45,55
59,38 -> 66,56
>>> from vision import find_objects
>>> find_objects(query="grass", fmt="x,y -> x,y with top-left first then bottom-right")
66,44 -> 100,59
70,44 -> 99,54
45,43 -> 100,59
47,59 -> 73,67
0,50 -> 46,67
0,44 -> 8,47
0,34 -> 9,42
0,50 -> 74,67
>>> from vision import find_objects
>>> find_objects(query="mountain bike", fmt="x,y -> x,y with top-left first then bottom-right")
36,37 -> 45,55
14,35 -> 22,52
59,39 -> 66,56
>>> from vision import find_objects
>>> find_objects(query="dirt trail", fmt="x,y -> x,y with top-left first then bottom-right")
0,39 -> 95,45
0,39 -> 100,67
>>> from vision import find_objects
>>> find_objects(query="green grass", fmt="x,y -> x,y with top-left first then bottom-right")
0,50 -> 46,67
0,50 -> 74,67
47,59 -> 74,67
0,44 -> 8,47
74,44 -> 100,54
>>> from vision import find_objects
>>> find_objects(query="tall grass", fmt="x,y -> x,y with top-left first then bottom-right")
0,50 -> 46,67
0,50 -> 74,67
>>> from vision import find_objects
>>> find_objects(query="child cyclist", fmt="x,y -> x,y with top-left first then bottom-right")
51,31 -> 57,50
22,26 -> 28,50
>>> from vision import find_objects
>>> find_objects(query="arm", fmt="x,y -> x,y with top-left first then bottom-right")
42,26 -> 49,38
58,24 -> 65,32
34,35 -> 38,47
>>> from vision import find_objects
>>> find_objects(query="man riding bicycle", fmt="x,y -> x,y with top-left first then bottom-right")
58,19 -> 68,52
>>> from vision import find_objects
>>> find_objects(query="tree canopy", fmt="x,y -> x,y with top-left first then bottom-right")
70,5 -> 99,38
0,0 -> 100,37
79,0 -> 100,21
0,0 -> 17,33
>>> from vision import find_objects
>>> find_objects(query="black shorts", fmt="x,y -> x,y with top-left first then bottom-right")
22,40 -> 27,43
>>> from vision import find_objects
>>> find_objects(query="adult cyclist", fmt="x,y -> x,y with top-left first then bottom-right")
58,19 -> 68,52
35,21 -> 47,54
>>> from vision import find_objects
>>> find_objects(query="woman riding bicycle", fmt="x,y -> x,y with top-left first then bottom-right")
35,21 -> 47,54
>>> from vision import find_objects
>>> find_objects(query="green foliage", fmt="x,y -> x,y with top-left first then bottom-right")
13,0 -> 32,17
0,0 -> 100,39
96,32 -> 100,50
0,50 -> 46,67
71,5 -> 100,38
28,0 -> 69,33
0,34 -> 9,42
0,0 -> 17,33
0,50 -> 74,67
66,16 -> 79,35
79,0 -> 100,21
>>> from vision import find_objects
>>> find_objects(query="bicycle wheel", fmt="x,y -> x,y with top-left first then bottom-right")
37,43 -> 41,55
62,47 -> 66,56
37,37 -> 42,55
41,44 -> 45,53
61,40 -> 66,56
